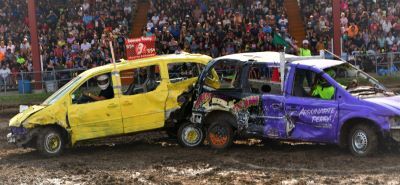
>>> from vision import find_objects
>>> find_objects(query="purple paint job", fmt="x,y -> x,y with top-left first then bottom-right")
260,63 -> 400,145
262,95 -> 286,138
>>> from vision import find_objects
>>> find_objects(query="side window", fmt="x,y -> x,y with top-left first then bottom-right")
72,73 -> 114,104
292,68 -> 335,100
204,60 -> 242,90
168,62 -> 204,83
120,65 -> 161,95
247,63 -> 281,94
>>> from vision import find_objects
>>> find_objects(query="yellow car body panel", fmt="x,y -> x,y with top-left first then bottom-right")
9,53 -> 212,146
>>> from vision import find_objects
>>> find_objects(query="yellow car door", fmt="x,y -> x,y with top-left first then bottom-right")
119,64 -> 169,133
68,72 -> 123,142
165,62 -> 204,111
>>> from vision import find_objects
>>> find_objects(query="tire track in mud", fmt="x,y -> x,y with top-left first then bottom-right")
234,159 -> 400,174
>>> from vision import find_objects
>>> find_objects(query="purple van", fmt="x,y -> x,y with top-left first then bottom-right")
176,52 -> 400,156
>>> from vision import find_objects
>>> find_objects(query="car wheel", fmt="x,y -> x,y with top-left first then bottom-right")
348,124 -> 378,157
177,122 -> 204,147
37,128 -> 65,157
207,118 -> 234,149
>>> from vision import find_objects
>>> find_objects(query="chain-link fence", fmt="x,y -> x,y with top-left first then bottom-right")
0,68 -> 86,95
346,52 -> 400,76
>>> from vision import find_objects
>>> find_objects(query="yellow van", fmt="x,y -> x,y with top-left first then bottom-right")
7,53 -> 212,156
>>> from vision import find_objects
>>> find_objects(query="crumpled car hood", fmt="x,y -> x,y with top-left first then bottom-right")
364,96 -> 400,115
9,105 -> 47,127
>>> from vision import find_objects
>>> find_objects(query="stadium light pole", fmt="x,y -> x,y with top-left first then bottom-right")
332,0 -> 342,57
28,0 -> 42,90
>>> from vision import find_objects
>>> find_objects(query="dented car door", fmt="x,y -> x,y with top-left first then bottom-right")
119,64 -> 169,133
68,72 -> 123,142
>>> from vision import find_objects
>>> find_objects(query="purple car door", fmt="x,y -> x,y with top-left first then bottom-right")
285,68 -> 339,142
262,94 -> 287,138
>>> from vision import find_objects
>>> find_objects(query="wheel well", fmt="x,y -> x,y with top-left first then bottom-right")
339,118 -> 381,148
203,110 -> 237,128
35,124 -> 70,143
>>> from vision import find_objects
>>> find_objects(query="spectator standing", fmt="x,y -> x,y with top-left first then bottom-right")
0,41 -> 6,55
0,64 -> 11,87
298,40 -> 312,56
80,39 -> 91,52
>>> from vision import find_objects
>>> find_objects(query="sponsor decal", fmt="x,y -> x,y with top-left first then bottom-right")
125,36 -> 156,60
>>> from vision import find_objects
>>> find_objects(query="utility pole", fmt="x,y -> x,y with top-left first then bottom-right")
27,0 -> 41,90
332,0 -> 342,57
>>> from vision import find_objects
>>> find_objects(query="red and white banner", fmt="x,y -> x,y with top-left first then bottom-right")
125,36 -> 156,60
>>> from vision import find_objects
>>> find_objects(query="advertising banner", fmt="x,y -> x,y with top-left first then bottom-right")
125,36 -> 156,60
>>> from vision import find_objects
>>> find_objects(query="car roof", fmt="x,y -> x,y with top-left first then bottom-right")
215,52 -> 345,70
80,53 -> 212,76
291,59 -> 345,70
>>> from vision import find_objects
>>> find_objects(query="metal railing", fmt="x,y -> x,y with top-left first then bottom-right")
346,51 -> 400,75
0,68 -> 86,95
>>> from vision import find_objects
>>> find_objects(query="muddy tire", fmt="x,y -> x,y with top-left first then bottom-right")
177,122 -> 204,147
207,117 -> 234,149
348,124 -> 378,157
37,128 -> 65,157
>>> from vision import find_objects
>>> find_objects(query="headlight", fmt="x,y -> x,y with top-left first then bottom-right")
389,116 -> 400,129
10,126 -> 28,135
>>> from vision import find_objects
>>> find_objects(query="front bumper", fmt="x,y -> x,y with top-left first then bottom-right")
7,127 -> 38,147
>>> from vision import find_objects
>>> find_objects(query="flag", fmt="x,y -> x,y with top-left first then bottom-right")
272,32 -> 289,47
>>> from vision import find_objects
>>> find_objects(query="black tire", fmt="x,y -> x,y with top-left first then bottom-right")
37,128 -> 65,157
177,122 -> 204,147
348,124 -> 378,157
207,117 -> 234,149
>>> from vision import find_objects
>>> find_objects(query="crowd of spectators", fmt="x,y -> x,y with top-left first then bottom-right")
300,0 -> 400,72
2,0 -> 399,90
0,0 -> 136,88
145,0 -> 296,58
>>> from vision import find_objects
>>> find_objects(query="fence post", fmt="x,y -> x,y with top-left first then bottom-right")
375,55 -> 378,75
41,71 -> 44,91
21,71 -> 24,94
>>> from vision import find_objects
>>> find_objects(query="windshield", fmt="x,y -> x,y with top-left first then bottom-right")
325,63 -> 395,98
42,76 -> 82,105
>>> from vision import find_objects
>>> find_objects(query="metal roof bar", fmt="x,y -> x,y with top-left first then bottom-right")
279,50 -> 326,92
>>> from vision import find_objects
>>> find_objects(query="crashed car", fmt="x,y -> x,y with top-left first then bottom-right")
177,51 -> 400,156
7,53 -> 212,156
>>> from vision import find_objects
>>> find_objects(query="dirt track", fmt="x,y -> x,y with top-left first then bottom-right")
1,117 -> 400,185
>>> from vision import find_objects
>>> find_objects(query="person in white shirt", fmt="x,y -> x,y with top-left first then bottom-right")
386,32 -> 395,47
0,64 -> 11,86
0,41 -> 6,55
6,41 -> 15,54
152,15 -> 159,25
146,21 -> 154,29
80,39 -> 91,51
381,18 -> 392,34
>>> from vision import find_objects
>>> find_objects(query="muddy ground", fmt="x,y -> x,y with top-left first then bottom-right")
1,116 -> 400,185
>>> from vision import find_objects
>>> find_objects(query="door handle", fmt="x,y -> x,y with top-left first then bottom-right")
107,103 -> 118,108
122,101 -> 133,106
287,105 -> 298,110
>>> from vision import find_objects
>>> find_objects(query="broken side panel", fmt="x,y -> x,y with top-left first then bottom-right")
285,96 -> 338,143
262,94 -> 288,139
